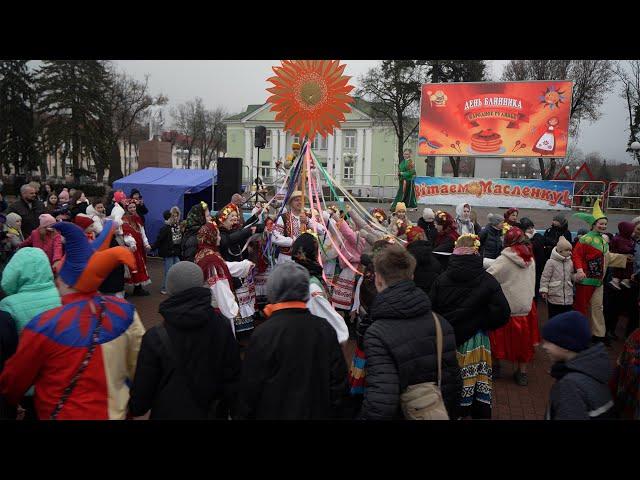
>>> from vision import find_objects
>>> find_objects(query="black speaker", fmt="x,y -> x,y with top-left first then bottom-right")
254,126 -> 267,149
215,157 -> 242,210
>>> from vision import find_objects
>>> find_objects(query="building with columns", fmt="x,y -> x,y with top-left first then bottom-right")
223,98 -> 421,189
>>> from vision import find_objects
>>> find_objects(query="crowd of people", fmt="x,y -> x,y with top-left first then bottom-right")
0,179 -> 639,421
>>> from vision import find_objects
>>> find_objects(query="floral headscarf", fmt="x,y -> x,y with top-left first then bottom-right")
194,222 -> 232,285
291,232 -> 324,282
503,226 -> 533,263
183,202 -> 207,232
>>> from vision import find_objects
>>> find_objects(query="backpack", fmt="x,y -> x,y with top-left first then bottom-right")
399,312 -> 449,420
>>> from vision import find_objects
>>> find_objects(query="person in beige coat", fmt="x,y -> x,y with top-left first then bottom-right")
539,236 -> 575,319
486,227 -> 539,386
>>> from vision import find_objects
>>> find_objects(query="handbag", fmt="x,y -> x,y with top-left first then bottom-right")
399,312 -> 450,420
156,324 -> 221,419
50,299 -> 104,420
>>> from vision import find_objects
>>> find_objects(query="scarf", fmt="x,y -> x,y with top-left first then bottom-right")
122,213 -> 142,231
194,222 -> 233,288
263,301 -> 308,318
452,246 -> 477,255
183,203 -> 206,232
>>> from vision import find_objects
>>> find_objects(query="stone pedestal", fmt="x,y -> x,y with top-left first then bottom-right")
138,138 -> 172,170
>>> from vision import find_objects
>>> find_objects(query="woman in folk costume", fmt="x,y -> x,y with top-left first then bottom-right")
327,207 -> 366,313
248,217 -> 278,308
18,214 -> 63,271
181,202 -> 209,263
289,232 -> 349,345
121,199 -> 151,296
217,203 -> 258,334
486,227 -> 538,386
455,203 -> 476,235
0,221 -> 145,420
572,199 -> 630,343
391,148 -> 417,211
216,202 -> 256,263
389,202 -> 412,238
195,221 -> 255,336
429,234 -> 510,419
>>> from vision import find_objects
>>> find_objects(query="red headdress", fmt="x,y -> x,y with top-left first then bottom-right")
217,202 -> 239,225
405,225 -> 425,244
503,226 -> 533,263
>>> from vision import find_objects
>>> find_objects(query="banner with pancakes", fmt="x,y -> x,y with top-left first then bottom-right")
418,81 -> 573,158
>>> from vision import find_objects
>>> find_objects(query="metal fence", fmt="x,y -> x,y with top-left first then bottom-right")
570,181 -> 607,212
604,182 -> 640,213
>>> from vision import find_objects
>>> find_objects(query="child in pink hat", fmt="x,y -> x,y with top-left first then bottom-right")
19,214 -> 63,270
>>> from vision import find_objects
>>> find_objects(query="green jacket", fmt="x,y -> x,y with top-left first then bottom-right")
0,247 -> 61,333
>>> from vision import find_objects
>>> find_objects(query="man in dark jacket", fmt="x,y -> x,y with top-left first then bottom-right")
543,215 -> 572,260
152,209 -> 182,295
128,262 -> 241,420
479,213 -> 504,260
7,184 -> 44,238
360,245 -> 461,419
541,311 -> 615,420
236,262 -> 348,420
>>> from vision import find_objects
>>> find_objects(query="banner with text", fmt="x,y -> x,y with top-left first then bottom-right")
414,177 -> 574,210
418,80 -> 573,158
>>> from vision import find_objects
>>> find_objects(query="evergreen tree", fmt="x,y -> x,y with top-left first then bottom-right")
0,60 -> 38,176
35,60 -> 111,181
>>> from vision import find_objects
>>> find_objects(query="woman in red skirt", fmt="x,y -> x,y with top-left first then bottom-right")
486,227 -> 539,386
122,199 -> 151,296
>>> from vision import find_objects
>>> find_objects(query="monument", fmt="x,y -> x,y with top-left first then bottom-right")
138,103 -> 172,170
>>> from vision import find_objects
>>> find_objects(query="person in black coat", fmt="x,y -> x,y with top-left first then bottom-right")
429,242 -> 510,348
235,262 -> 348,420
7,184 -> 44,238
360,245 -> 461,419
520,217 -> 546,296
406,231 -> 441,296
543,214 -> 572,260
429,235 -> 510,419
0,310 -> 18,419
417,208 -> 438,247
130,189 -> 149,225
181,203 -> 208,262
479,213 -> 504,260
152,208 -> 183,295
128,262 -> 241,420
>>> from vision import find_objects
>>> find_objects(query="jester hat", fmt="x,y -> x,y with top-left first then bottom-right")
52,220 -> 137,293
574,198 -> 607,226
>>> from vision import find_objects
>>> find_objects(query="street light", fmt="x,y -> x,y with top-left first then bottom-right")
631,141 -> 640,163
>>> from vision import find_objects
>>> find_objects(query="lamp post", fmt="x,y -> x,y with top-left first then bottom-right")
512,162 -> 527,178
631,141 -> 640,164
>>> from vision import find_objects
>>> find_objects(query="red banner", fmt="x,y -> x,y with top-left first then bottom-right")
419,81 -> 573,158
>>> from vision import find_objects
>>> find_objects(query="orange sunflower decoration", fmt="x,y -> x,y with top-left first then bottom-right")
266,60 -> 355,141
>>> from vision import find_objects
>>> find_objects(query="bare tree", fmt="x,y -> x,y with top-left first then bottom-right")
171,98 -> 203,169
502,60 -> 616,179
199,107 -> 227,169
357,61 -> 428,164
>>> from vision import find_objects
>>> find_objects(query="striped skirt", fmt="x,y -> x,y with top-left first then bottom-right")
457,331 -> 492,419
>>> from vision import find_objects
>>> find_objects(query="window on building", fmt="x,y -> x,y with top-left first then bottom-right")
312,136 -> 327,150
344,130 -> 356,149
265,130 -> 272,149
343,165 -> 354,182
292,134 -> 301,145
260,160 -> 271,180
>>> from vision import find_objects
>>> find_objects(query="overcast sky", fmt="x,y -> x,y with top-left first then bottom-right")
114,60 -> 632,164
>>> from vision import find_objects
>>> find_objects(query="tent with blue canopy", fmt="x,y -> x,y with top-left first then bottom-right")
112,167 -> 216,247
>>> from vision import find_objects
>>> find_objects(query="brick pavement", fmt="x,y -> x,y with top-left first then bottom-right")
130,257 -> 627,421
